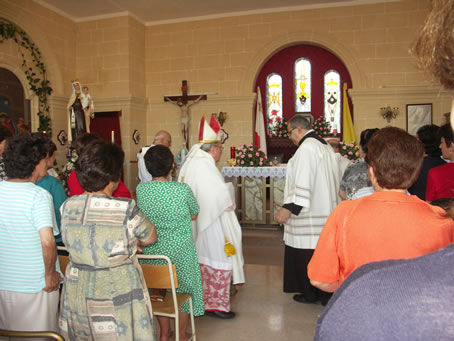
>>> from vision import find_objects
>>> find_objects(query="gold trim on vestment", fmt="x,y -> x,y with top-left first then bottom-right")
199,139 -> 221,143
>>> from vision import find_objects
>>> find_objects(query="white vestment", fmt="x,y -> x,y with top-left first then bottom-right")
137,145 -> 153,183
284,133 -> 340,249
178,144 -> 245,284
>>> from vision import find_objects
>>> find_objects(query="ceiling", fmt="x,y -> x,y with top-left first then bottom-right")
33,0 -> 395,25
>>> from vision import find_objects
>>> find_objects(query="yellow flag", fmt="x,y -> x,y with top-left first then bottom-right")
342,83 -> 357,144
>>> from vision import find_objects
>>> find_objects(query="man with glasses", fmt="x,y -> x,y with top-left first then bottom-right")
178,116 -> 245,319
275,114 -> 340,306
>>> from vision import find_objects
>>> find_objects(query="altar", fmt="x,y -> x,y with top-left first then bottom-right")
221,166 -> 286,227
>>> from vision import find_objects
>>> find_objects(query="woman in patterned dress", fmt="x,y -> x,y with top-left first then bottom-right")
137,145 -> 204,341
59,140 -> 158,340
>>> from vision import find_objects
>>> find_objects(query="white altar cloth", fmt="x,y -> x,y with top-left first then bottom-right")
221,166 -> 287,179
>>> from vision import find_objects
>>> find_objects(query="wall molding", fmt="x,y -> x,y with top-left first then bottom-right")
349,87 -> 452,103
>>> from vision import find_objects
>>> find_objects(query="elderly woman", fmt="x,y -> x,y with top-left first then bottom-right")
136,145 -> 204,341
0,134 -> 61,333
67,133 -> 131,198
308,127 -> 454,292
58,140 -> 157,340
338,128 -> 379,200
36,135 -> 67,246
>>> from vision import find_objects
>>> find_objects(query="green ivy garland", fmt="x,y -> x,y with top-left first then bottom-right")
0,20 -> 53,136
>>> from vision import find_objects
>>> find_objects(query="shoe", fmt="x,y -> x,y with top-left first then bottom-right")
293,294 -> 319,305
205,310 -> 236,319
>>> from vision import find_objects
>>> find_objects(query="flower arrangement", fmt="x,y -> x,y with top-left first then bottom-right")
57,146 -> 78,194
339,141 -> 360,161
235,144 -> 272,167
313,116 -> 331,137
268,117 -> 289,139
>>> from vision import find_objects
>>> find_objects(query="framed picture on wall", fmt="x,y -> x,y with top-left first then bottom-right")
406,104 -> 432,136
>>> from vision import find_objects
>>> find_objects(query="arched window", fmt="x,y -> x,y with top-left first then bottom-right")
256,44 -> 353,162
324,70 -> 341,134
266,73 -> 283,132
294,58 -> 311,112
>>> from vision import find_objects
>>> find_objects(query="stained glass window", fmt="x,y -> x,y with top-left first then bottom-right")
294,58 -> 311,112
266,73 -> 283,133
324,70 -> 341,134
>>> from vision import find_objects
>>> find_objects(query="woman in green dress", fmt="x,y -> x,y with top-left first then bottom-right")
137,145 -> 204,341
59,140 -> 158,340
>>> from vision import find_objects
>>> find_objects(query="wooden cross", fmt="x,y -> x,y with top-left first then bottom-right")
164,80 -> 207,149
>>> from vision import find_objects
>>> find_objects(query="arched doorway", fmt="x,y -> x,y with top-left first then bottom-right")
0,67 -> 30,135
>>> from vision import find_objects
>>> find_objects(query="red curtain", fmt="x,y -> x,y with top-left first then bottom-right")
89,111 -> 122,146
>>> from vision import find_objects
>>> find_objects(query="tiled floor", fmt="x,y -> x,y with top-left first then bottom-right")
195,264 -> 324,341
193,228 -> 324,341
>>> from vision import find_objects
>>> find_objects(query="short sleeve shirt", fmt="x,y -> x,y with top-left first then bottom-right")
0,181 -> 55,292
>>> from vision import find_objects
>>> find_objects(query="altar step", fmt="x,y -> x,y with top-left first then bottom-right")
242,228 -> 284,266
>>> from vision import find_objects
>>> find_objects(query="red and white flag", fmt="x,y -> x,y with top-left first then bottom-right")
254,86 -> 267,155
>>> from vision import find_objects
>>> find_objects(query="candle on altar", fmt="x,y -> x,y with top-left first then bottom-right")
230,146 -> 236,159
111,131 -> 115,143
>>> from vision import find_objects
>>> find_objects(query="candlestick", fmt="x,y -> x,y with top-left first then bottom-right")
111,130 -> 115,144
230,146 -> 236,159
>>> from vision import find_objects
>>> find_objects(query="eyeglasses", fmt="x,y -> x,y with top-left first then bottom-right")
288,127 -> 296,135
214,144 -> 224,150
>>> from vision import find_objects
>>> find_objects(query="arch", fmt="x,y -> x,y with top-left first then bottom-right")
0,14 -> 65,96
0,61 -> 38,130
0,67 -> 26,134
0,62 -> 34,100
240,30 -> 366,94
0,12 -> 68,133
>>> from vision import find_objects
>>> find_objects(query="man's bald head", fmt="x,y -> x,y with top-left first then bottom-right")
154,130 -> 172,147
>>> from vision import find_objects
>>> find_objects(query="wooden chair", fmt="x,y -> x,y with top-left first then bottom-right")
137,254 -> 196,341
0,329 -> 65,340
57,246 -> 69,275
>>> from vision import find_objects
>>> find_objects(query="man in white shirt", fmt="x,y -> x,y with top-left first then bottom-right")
137,130 -> 171,182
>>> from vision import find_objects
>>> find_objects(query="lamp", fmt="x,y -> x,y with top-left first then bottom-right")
380,106 -> 399,123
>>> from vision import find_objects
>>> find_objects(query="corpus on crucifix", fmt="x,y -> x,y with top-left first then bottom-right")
164,80 -> 207,150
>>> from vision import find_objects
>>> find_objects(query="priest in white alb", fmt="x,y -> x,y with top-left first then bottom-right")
274,114 -> 340,306
178,116 -> 245,319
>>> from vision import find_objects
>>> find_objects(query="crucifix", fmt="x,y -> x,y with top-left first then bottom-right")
164,80 -> 207,149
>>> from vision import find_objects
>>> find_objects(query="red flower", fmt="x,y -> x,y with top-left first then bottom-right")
271,110 -> 278,116
276,116 -> 281,122
268,119 -> 273,124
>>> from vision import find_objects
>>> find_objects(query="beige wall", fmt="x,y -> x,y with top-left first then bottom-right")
2,0 -> 452,191
1,0 -> 76,163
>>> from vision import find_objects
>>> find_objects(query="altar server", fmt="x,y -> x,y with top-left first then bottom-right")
274,114 -> 340,306
178,116 -> 245,319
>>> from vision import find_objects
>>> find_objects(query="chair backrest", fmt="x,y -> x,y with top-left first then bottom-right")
137,255 -> 178,289
0,329 -> 65,340
58,254 -> 69,274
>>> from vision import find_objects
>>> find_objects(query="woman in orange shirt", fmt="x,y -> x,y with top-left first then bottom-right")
308,127 -> 454,292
